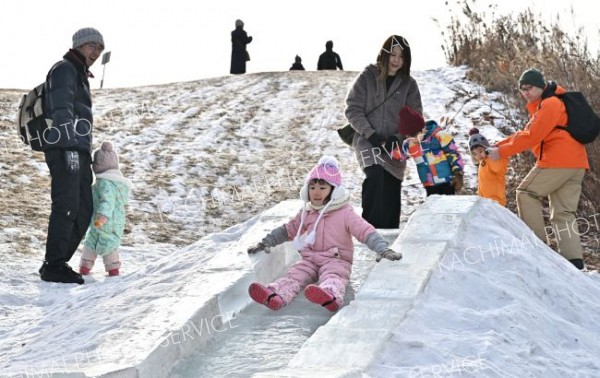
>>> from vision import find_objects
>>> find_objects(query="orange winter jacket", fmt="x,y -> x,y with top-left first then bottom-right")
497,85 -> 589,169
477,157 -> 508,206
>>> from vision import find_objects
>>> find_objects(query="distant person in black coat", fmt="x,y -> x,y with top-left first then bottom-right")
317,40 -> 343,70
289,55 -> 305,71
230,19 -> 252,74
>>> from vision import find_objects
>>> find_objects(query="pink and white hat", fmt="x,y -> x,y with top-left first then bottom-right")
294,156 -> 347,250
299,156 -> 343,201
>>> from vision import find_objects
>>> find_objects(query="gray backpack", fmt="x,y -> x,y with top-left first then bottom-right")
16,82 -> 52,151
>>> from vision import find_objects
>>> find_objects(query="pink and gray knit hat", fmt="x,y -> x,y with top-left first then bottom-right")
300,156 -> 342,201
294,155 -> 345,251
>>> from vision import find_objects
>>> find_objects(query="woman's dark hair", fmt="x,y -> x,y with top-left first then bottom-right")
376,35 -> 412,80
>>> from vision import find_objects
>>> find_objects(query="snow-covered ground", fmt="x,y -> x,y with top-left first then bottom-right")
1,67 -> 599,377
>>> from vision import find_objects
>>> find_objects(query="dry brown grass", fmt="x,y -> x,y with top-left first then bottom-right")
442,0 -> 600,267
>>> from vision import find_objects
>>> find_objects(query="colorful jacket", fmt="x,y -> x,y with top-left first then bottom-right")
400,120 -> 464,187
477,157 -> 508,206
496,83 -> 589,169
83,169 -> 132,256
284,191 -> 378,264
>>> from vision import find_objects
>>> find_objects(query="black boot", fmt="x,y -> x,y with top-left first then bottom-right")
40,262 -> 84,284
39,261 -> 48,275
569,258 -> 584,270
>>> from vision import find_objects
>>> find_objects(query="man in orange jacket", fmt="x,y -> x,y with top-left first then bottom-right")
488,68 -> 589,270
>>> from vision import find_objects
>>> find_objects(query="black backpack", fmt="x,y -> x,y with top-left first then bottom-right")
542,83 -> 600,144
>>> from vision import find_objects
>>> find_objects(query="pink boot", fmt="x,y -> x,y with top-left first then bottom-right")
79,266 -> 91,275
248,282 -> 285,311
108,269 -> 119,277
304,284 -> 341,312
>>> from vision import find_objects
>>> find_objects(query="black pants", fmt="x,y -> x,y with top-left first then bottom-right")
44,149 -> 93,264
361,165 -> 402,229
425,183 -> 455,196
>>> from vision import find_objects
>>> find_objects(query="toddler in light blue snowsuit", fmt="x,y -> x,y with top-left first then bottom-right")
79,141 -> 131,277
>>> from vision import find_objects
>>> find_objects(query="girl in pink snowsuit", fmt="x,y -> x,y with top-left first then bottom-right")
247,156 -> 402,312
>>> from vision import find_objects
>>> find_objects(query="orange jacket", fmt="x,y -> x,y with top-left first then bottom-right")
477,157 -> 508,206
497,85 -> 589,169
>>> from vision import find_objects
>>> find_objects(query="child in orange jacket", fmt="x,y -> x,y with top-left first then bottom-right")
468,128 -> 508,206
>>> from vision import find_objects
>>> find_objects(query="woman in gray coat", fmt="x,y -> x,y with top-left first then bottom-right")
344,35 -> 423,228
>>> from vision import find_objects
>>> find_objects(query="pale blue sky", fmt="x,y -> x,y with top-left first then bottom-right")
0,0 -> 597,89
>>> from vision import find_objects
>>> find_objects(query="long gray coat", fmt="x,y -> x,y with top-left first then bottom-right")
344,64 -> 422,180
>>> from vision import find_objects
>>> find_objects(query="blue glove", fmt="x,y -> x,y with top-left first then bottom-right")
64,150 -> 79,174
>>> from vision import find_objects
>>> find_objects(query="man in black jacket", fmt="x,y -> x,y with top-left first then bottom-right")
38,27 -> 105,284
317,41 -> 343,71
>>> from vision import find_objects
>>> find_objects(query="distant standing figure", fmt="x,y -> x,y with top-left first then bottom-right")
317,40 -> 343,70
289,55 -> 305,71
230,19 -> 252,74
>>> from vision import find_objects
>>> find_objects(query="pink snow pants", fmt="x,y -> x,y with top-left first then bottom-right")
268,247 -> 352,305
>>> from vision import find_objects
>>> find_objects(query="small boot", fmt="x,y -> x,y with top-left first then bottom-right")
108,269 -> 120,277
79,266 -> 91,275
569,258 -> 584,270
248,282 -> 285,311
304,284 -> 341,312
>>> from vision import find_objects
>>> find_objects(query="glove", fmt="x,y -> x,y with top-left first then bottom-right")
64,150 -> 80,174
94,214 -> 108,229
451,171 -> 464,192
486,147 -> 500,161
247,242 -> 271,255
367,133 -> 386,148
383,135 -> 401,152
376,249 -> 403,262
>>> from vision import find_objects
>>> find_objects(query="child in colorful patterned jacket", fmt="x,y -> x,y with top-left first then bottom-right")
79,141 -> 132,277
392,106 -> 465,196
247,155 -> 402,312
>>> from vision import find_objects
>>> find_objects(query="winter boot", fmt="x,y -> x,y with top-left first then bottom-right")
569,258 -> 584,270
39,261 -> 48,275
79,266 -> 91,275
248,282 -> 285,311
108,269 -> 120,277
40,262 -> 84,285
304,284 -> 341,312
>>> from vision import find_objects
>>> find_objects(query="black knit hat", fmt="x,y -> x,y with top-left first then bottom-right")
518,68 -> 545,89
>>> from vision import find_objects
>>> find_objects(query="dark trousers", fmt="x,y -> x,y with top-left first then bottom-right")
425,183 -> 455,196
44,149 -> 93,264
361,165 -> 402,229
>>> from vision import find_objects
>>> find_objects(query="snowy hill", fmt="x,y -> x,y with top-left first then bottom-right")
2,67 -> 599,377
